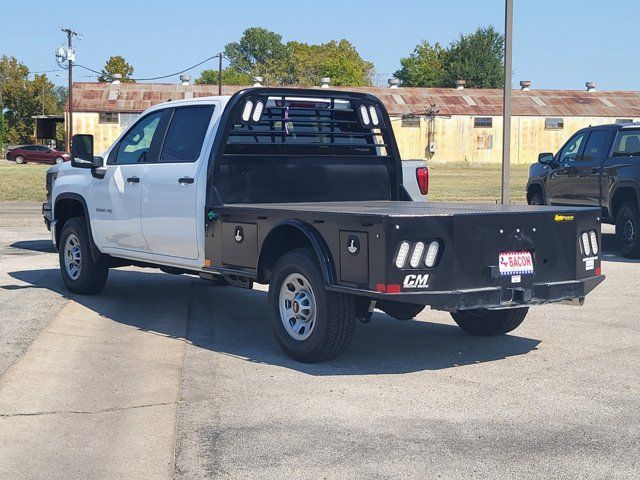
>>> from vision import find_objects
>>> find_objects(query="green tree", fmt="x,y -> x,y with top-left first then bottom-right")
98,55 -> 135,82
195,68 -> 253,85
393,41 -> 446,87
224,27 -> 290,73
443,26 -> 504,88
394,26 -> 504,88
284,40 -> 373,86
0,56 -> 62,145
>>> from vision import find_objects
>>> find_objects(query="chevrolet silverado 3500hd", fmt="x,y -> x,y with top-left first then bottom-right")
50,88 -> 604,362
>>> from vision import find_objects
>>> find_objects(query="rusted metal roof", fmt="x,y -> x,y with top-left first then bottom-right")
70,82 -> 640,118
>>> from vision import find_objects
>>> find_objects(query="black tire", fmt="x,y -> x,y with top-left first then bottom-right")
378,300 -> 425,320
451,307 -> 528,336
528,190 -> 544,205
268,248 -> 356,362
15,155 -> 25,164
615,202 -> 640,258
59,217 -> 109,294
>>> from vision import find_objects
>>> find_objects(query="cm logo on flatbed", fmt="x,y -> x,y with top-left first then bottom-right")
403,274 -> 429,289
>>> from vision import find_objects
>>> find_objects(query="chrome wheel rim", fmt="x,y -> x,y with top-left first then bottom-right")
16,156 -> 24,164
278,273 -> 317,341
64,233 -> 82,280
55,157 -> 64,164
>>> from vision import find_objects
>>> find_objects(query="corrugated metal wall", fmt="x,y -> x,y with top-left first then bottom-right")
75,112 -> 638,164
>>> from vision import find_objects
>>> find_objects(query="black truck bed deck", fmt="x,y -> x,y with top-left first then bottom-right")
223,201 -> 596,218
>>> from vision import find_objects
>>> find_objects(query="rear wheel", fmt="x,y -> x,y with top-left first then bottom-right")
378,300 -> 425,320
55,156 -> 65,164
451,307 -> 528,336
269,248 -> 356,362
15,155 -> 25,164
528,190 -> 544,205
615,202 -> 640,258
59,217 -> 109,294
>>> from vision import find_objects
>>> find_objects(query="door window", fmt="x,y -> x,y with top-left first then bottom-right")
113,111 -> 164,165
581,130 -> 610,162
161,106 -> 214,163
558,131 -> 586,163
613,131 -> 640,157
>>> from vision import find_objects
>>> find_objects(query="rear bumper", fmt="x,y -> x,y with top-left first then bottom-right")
328,274 -> 605,311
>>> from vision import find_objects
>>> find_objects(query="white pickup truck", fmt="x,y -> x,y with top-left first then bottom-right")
49,87 -> 603,362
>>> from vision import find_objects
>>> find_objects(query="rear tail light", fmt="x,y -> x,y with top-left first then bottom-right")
424,241 -> 440,267
416,167 -> 429,196
395,241 -> 410,268
581,232 -> 591,256
409,242 -> 425,268
589,230 -> 599,255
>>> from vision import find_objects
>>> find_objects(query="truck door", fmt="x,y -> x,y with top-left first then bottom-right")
140,104 -> 216,259
547,129 -> 587,205
90,110 -> 167,252
570,128 -> 612,205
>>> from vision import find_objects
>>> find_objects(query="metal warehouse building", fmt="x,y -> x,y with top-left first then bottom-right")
68,81 -> 640,163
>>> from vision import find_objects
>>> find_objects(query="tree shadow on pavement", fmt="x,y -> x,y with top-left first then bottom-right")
7,268 -> 541,376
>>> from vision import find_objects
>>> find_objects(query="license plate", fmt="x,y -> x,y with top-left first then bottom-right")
498,251 -> 534,275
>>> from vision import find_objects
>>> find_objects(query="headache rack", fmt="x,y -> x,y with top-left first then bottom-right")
208,88 -> 404,204
223,91 -> 391,157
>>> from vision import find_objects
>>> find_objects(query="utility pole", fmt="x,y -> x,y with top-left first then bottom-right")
62,28 -> 77,152
218,53 -> 223,96
501,0 -> 513,205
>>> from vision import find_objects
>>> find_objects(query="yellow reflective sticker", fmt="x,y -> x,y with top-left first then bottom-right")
554,214 -> 575,222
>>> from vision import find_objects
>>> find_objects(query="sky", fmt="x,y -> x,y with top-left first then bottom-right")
1,0 -> 637,91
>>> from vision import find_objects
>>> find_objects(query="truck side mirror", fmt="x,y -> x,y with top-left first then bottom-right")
71,134 -> 95,168
538,152 -> 554,164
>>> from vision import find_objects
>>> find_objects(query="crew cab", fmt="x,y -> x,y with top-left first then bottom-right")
527,123 -> 640,257
50,88 -> 604,362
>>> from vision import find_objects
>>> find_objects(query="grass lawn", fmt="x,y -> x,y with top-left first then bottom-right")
427,163 -> 530,203
0,160 -> 531,203
0,161 -> 50,202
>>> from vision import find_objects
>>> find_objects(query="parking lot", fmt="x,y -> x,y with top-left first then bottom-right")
0,201 -> 638,479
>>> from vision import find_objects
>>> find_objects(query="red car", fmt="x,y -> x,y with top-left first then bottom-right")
7,145 -> 70,165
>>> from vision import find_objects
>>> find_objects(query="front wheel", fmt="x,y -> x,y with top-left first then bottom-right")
528,191 -> 544,205
59,217 -> 109,294
451,307 -> 529,336
615,202 -> 640,258
55,156 -> 65,164
15,155 -> 25,164
269,248 -> 356,362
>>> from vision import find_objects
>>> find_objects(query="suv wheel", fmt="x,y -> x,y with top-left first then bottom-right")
59,217 -> 109,294
451,307 -> 529,336
15,155 -> 25,164
528,191 -> 544,205
269,248 -> 356,362
615,202 -> 640,258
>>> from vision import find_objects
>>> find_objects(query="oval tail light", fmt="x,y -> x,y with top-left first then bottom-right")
416,167 -> 429,196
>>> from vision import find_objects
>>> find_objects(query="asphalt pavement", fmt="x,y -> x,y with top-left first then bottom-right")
0,202 -> 638,479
